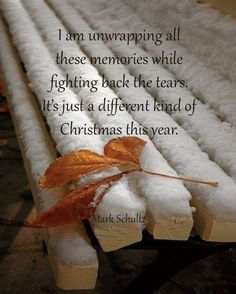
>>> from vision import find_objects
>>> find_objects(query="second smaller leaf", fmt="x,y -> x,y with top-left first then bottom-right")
104,136 -> 146,169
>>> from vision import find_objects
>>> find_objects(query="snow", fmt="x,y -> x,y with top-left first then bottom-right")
26,0 -> 193,222
94,23 -> 236,179
77,0 -> 236,128
63,0 -> 236,222
123,0 -> 236,83
48,223 -> 96,265
53,0 -> 236,181
91,184 -> 110,207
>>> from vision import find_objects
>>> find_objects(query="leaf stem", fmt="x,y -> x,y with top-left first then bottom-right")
140,169 -> 219,187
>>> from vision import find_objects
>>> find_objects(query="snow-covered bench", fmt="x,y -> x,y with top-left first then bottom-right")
1,0 -> 236,290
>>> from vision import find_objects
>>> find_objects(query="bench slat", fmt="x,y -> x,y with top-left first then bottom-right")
0,15 -> 98,290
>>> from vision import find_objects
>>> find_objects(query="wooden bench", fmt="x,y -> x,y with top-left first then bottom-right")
0,0 -> 236,291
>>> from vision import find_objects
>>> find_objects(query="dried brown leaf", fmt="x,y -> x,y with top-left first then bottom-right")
26,172 -> 124,228
39,149 -> 130,188
104,136 -> 146,169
